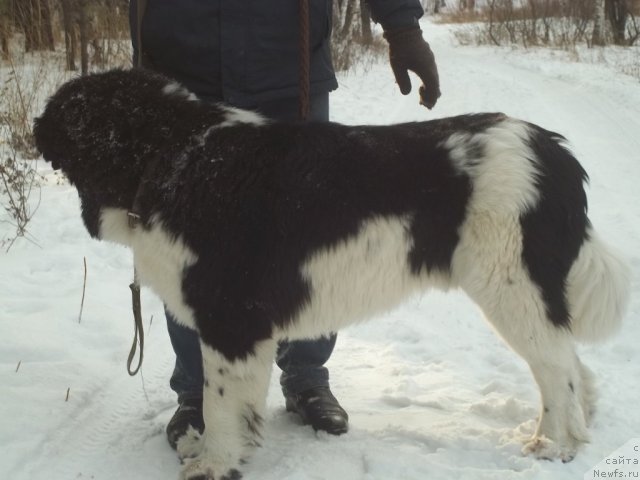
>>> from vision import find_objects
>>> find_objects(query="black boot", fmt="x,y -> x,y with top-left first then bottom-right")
166,397 -> 205,450
285,386 -> 349,435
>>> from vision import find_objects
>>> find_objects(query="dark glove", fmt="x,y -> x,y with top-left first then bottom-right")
383,26 -> 441,109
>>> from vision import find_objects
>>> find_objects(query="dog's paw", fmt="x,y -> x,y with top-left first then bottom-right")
180,457 -> 242,480
522,435 -> 577,463
177,426 -> 205,461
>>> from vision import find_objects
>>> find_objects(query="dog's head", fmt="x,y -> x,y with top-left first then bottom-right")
33,69 -> 251,237
34,69 -> 174,182
34,69 -> 203,236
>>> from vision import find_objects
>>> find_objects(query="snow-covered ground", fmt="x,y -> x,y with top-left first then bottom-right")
1,21 -> 639,480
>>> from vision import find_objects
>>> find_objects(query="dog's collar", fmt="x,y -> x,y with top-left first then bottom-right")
127,209 -> 142,229
127,156 -> 161,229
127,186 -> 144,229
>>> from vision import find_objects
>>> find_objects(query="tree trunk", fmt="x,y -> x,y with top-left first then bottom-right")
528,0 -> 538,45
592,0 -> 606,46
61,0 -> 78,70
79,0 -> 89,74
42,0 -> 54,50
14,0 -> 55,52
340,0 -> 358,38
0,13 -> 9,60
1,36 -> 8,60
360,0 -> 372,43
460,0 -> 476,9
607,0 -> 630,45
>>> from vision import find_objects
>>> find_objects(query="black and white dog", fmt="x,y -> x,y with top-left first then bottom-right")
34,69 -> 629,480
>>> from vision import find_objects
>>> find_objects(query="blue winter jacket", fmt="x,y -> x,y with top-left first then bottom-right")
130,0 -> 424,107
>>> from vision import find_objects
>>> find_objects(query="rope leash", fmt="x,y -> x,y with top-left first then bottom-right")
125,149 -> 159,377
127,269 -> 144,376
299,0 -> 311,121
135,0 -> 147,68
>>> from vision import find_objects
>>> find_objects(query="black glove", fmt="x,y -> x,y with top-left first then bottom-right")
383,26 -> 441,109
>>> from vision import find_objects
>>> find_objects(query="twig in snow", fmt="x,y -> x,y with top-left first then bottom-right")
65,387 -> 70,402
15,360 -> 21,373
78,257 -> 87,323
140,370 -> 150,403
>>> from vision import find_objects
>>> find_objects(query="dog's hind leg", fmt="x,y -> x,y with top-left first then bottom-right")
180,338 -> 277,480
519,343 -> 592,462
469,288 -> 593,461
453,215 -> 592,462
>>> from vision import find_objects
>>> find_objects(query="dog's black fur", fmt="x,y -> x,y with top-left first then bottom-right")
34,69 -> 627,480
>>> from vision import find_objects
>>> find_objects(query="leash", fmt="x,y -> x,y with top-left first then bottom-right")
125,145 -> 164,376
127,269 -> 144,376
135,0 -> 147,68
125,0 -> 151,377
126,188 -> 145,377
126,150 -> 163,376
125,143 -> 159,378
299,0 -> 311,121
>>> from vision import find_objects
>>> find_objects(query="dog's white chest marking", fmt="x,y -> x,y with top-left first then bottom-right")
99,208 -> 198,329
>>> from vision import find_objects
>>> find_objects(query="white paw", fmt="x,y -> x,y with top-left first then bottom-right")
177,426 -> 204,460
179,457 -> 241,480
522,435 -> 577,463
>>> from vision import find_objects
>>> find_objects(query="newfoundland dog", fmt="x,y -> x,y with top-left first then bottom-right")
34,69 -> 629,480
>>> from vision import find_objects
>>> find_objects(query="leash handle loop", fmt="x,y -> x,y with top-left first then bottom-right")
127,269 -> 144,376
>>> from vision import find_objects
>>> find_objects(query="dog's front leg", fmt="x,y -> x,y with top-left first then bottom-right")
180,338 -> 277,480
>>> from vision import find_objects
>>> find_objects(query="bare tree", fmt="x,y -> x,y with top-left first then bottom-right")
460,0 -> 476,9
61,0 -> 78,70
592,0 -> 607,45
59,0 -> 90,74
78,0 -> 89,74
0,0 -> 10,59
333,0 -> 379,70
626,0 -> 640,45
360,0 -> 372,43
607,0 -> 631,45
340,0 -> 359,38
436,0 -> 447,14
13,0 -> 55,52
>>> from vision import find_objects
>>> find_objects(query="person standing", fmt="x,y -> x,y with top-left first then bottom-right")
129,0 -> 440,450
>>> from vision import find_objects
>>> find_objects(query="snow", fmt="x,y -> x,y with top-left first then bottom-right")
1,21 -> 639,480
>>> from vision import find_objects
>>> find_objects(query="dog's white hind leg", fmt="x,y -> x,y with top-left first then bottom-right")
474,293 -> 592,461
180,339 -> 277,480
471,287 -> 594,462
453,213 -> 592,462
520,344 -> 591,462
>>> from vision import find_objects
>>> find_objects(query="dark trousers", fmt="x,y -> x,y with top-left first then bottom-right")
168,92 -> 338,402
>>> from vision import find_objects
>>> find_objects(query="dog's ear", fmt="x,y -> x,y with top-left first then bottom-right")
33,114 -> 56,168
33,107 -> 69,171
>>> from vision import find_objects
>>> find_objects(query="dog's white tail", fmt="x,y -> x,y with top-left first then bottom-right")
567,228 -> 630,342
